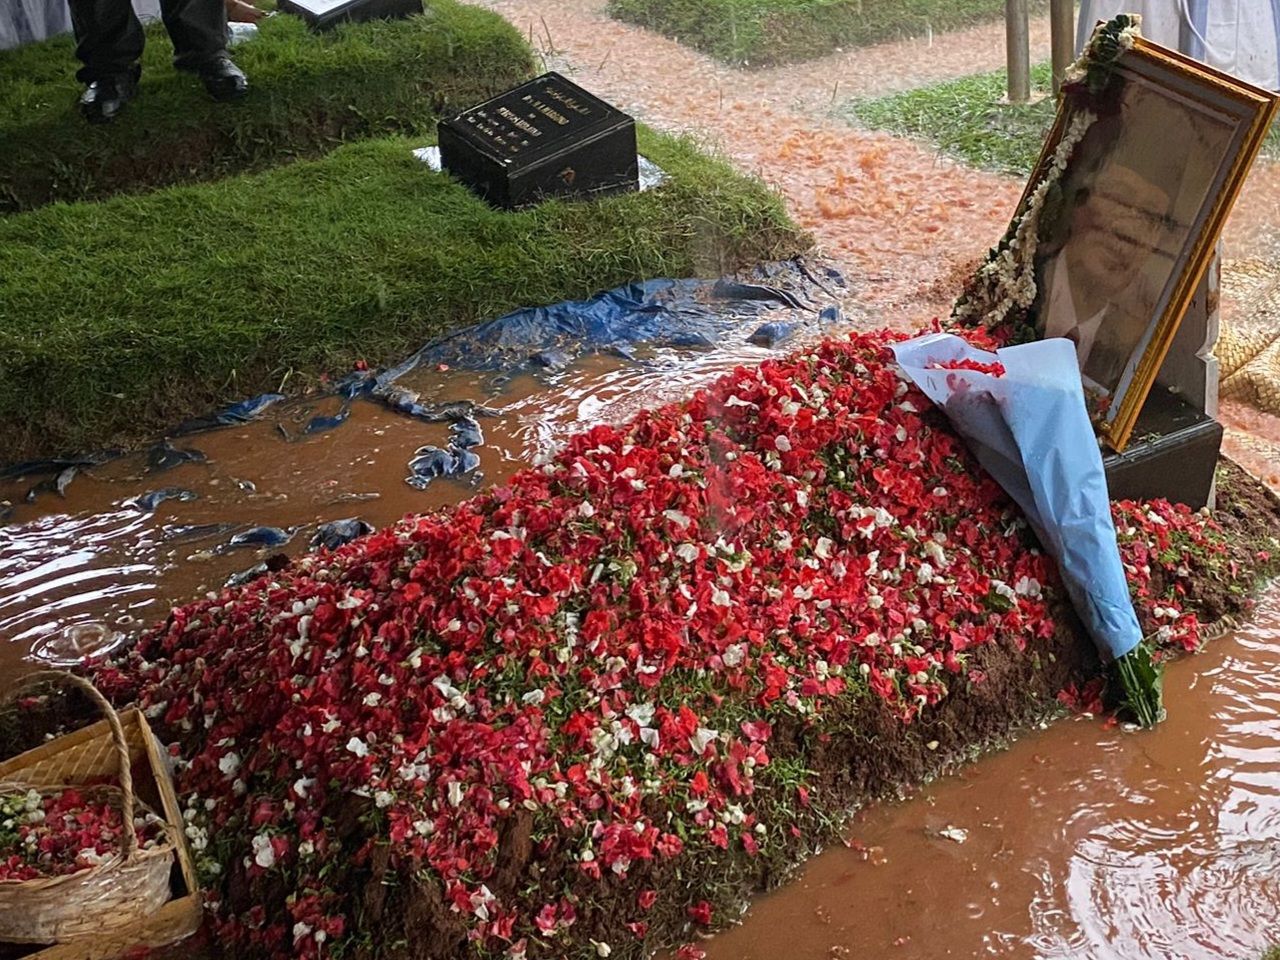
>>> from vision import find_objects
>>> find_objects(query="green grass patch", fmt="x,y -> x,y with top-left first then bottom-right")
607,0 -> 1019,68
0,129 -> 809,459
846,62 -> 1280,177
846,62 -> 1057,176
0,1 -> 534,211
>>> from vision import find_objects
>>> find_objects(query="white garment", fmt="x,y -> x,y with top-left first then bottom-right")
1078,0 -> 1280,91
0,0 -> 161,50
1042,256 -> 1108,368
0,0 -> 70,49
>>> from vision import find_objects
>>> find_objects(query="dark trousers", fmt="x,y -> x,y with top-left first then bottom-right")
69,0 -> 228,82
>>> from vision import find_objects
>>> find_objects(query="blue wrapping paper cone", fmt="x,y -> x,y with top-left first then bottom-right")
892,333 -> 1141,662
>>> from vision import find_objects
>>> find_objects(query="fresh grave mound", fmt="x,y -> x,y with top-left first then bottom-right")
0,129 -> 805,462
0,0 -> 533,212
89,328 -> 1275,960
607,0 -> 1016,68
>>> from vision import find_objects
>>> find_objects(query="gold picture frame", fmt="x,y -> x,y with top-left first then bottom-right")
1017,34 -> 1278,451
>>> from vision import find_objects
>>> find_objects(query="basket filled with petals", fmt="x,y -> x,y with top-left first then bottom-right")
0,672 -> 200,959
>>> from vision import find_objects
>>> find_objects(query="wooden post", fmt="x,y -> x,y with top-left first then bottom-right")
1006,0 -> 1032,102
1050,0 -> 1075,94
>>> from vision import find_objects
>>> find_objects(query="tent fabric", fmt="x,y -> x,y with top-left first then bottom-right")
1078,0 -> 1280,90
892,332 -> 1143,663
1,0 -> 159,50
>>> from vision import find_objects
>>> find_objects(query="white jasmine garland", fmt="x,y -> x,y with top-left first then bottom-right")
953,109 -> 1096,331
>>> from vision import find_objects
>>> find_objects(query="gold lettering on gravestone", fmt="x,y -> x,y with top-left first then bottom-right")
494,106 -> 544,137
520,94 -> 571,126
541,84 -> 592,116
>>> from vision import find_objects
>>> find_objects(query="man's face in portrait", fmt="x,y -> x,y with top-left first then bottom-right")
1064,162 -> 1173,306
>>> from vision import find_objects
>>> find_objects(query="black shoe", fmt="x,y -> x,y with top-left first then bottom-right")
79,71 -> 138,124
198,57 -> 248,102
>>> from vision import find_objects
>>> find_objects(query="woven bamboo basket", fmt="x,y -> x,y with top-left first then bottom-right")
0,673 -> 178,945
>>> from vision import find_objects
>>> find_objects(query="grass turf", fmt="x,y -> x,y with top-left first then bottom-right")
0,128 -> 808,460
0,1 -> 534,212
607,0 -> 1020,68
845,62 -> 1280,177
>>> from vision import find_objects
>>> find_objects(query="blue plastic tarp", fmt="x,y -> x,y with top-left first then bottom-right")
389,274 -> 821,375
892,333 -> 1142,662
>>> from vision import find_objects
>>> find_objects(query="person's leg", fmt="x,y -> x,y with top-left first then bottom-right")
158,0 -> 227,72
68,0 -> 144,83
158,0 -> 248,100
68,0 -> 143,122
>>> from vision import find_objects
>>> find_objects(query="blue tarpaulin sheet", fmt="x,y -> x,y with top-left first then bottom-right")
892,333 -> 1142,662
374,267 -> 837,379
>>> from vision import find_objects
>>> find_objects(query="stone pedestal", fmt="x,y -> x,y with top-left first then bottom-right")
1103,244 -> 1223,509
1155,244 -> 1221,419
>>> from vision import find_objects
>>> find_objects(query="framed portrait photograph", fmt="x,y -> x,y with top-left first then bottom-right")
1021,32 -> 1277,451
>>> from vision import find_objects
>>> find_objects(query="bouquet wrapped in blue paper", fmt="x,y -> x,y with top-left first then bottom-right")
892,333 -> 1162,725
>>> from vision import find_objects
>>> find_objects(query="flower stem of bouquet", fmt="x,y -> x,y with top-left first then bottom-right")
1113,637 -> 1165,728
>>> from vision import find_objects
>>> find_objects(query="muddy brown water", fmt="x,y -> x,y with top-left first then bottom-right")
0,345 -> 784,678
691,594 -> 1280,960
5,347 -> 1280,959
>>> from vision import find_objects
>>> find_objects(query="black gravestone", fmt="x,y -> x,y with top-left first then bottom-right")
438,72 -> 639,210
277,0 -> 421,30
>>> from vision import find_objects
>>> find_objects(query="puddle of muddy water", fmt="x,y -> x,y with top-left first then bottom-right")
0,342 -> 785,679
690,591 -> 1280,960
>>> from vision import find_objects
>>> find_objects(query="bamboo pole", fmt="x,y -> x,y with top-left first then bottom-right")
1050,0 -> 1075,94
1005,0 -> 1031,102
